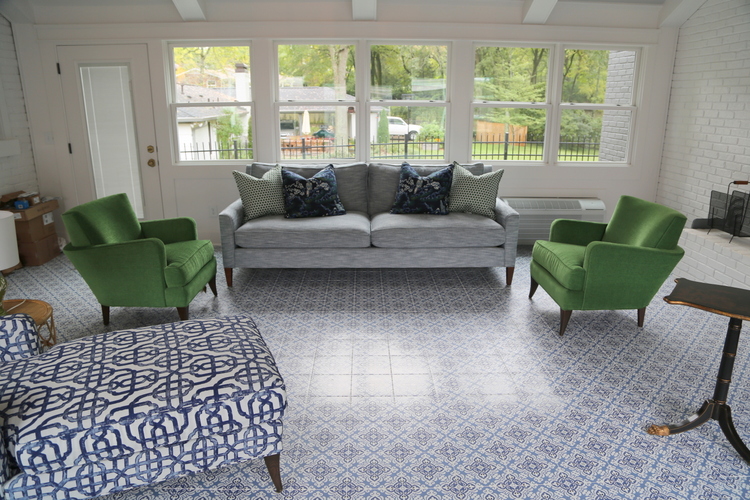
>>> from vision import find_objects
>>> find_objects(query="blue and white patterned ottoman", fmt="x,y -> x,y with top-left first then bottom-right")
0,314 -> 286,500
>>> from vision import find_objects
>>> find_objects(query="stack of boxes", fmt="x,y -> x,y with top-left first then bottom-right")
1,191 -> 61,267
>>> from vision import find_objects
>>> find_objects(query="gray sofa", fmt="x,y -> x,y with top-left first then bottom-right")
219,162 -> 519,287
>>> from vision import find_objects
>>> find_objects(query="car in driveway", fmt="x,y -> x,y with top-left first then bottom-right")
388,116 -> 422,140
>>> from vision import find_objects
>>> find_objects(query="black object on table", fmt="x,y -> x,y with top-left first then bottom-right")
647,278 -> 750,462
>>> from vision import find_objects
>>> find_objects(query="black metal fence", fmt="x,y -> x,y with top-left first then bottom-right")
472,132 -> 600,161
180,140 -> 253,161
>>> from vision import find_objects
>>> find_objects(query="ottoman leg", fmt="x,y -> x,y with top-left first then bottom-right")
264,453 -> 283,492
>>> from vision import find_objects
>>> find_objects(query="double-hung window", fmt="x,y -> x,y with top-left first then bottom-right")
170,44 -> 252,162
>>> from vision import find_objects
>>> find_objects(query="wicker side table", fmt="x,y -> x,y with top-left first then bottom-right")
2,299 -> 58,348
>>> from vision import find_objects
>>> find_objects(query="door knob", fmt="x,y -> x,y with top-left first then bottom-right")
147,159 -> 156,167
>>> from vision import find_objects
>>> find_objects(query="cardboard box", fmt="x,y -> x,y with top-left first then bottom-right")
18,233 -> 60,266
10,199 -> 59,222
15,212 -> 57,243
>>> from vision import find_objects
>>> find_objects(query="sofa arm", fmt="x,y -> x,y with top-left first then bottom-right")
141,217 -> 197,244
550,219 -> 608,246
494,198 -> 520,267
0,314 -> 39,363
219,199 -> 244,269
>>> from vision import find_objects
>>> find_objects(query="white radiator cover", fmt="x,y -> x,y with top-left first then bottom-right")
502,197 -> 606,244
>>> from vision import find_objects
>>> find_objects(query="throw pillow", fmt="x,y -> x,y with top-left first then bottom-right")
233,166 -> 285,222
0,313 -> 39,362
449,161 -> 504,220
282,164 -> 347,218
390,162 -> 454,215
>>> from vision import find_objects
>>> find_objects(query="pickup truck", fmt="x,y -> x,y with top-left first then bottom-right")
388,116 -> 422,140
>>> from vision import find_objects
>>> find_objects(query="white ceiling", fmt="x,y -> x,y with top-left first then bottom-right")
0,0 -> 705,28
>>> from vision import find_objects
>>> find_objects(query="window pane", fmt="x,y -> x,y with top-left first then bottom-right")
370,45 -> 447,100
370,106 -> 445,160
177,106 -> 252,161
278,44 -> 355,100
474,46 -> 548,102
562,50 -> 636,104
279,105 -> 355,160
173,46 -> 251,102
558,108 -> 631,162
472,108 -> 545,161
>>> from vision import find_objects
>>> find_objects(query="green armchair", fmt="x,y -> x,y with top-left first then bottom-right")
529,195 -> 687,335
62,193 -> 217,325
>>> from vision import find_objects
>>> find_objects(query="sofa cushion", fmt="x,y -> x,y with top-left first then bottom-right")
532,240 -> 587,291
368,163 -> 485,216
371,212 -> 505,248
163,239 -> 216,288
249,163 -> 368,213
450,163 -> 504,220
0,314 -> 39,363
235,212 -> 371,249
390,163 -> 454,215
281,165 -> 346,218
232,166 -> 285,222
1,315 -> 286,476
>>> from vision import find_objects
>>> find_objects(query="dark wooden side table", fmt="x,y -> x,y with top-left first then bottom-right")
647,278 -> 750,462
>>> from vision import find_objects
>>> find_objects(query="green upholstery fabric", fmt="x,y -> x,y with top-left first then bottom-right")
62,194 -> 216,317
530,196 -> 686,326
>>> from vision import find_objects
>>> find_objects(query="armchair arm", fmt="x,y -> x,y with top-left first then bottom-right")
219,199 -> 244,269
140,217 -> 197,244
493,198 -> 520,267
581,241 -> 685,310
549,219 -> 608,246
63,238 -> 170,307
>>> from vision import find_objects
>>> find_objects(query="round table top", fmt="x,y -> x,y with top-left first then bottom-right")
2,299 -> 53,325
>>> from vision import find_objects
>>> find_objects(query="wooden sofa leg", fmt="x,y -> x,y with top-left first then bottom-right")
102,305 -> 110,326
637,307 -> 646,327
529,277 -> 539,299
177,306 -> 189,321
560,309 -> 572,336
224,267 -> 233,288
264,453 -> 283,492
208,275 -> 218,296
506,267 -> 515,286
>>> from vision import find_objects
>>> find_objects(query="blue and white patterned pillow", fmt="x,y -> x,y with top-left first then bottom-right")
282,164 -> 347,218
0,313 -> 39,363
390,162 -> 454,215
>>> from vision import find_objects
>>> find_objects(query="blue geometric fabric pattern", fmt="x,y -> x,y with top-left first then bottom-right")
0,315 -> 286,500
390,162 -> 454,215
0,314 -> 38,363
282,165 -> 346,218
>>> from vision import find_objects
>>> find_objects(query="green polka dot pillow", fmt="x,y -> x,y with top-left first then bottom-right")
449,161 -> 504,220
232,165 -> 285,222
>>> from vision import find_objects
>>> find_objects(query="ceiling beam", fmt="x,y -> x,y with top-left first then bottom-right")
352,0 -> 377,21
0,0 -> 35,24
172,0 -> 207,22
659,0 -> 705,27
522,0 -> 558,25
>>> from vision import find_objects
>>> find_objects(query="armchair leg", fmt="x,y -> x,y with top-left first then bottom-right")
225,267 -> 233,287
529,277 -> 539,298
208,275 -> 218,297
102,305 -> 110,326
560,309 -> 572,336
263,453 -> 283,492
637,307 -> 646,327
177,307 -> 189,321
506,267 -> 515,286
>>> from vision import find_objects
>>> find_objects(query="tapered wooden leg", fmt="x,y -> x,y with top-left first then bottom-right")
177,306 -> 189,321
102,305 -> 110,326
529,277 -> 539,298
560,309 -> 572,336
637,307 -> 646,327
506,267 -> 515,286
208,275 -> 218,296
263,453 -> 283,492
224,267 -> 233,287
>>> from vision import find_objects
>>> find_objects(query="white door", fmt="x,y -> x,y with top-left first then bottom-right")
58,44 -> 162,219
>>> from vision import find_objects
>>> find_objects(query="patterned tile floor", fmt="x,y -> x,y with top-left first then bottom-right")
5,247 -> 750,499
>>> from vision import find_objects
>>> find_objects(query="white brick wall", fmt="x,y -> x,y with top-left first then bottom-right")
657,0 -> 750,287
0,15 -> 37,195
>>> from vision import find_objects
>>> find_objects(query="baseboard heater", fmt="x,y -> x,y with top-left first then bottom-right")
502,197 -> 606,244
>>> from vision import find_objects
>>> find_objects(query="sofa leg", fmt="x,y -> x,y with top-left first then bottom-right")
177,306 -> 189,321
560,309 -> 572,336
208,275 -> 218,297
506,267 -> 515,286
264,453 -> 283,492
102,305 -> 110,326
529,277 -> 539,299
224,267 -> 233,288
637,307 -> 646,327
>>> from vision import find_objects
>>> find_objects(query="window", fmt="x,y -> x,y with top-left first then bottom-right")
277,44 -> 356,160
170,45 -> 252,162
369,44 -> 448,160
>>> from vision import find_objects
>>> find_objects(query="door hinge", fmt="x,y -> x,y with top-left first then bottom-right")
68,143 -> 72,154
57,63 -> 61,74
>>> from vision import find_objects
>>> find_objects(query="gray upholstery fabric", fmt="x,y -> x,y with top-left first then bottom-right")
249,163 -> 368,214
371,212 -> 505,248
235,211 -> 371,249
367,163 -> 485,216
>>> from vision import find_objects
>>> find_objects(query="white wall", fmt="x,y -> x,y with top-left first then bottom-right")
657,0 -> 750,287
